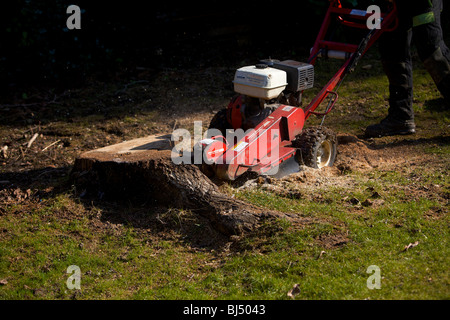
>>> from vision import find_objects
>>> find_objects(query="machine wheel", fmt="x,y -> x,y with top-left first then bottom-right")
207,108 -> 230,138
293,126 -> 337,169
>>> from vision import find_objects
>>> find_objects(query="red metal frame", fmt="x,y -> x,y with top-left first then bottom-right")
205,0 -> 398,180
305,0 -> 398,119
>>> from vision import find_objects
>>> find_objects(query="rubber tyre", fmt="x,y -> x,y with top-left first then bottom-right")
292,126 -> 337,169
207,108 -> 230,138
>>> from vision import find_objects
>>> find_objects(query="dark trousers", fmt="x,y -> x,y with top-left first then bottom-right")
379,0 -> 450,121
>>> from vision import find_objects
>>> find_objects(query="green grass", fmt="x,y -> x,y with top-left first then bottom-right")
227,187 -> 448,299
1,165 -> 447,300
0,195 -> 214,299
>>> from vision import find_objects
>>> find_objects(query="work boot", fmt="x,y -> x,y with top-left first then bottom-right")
365,117 -> 416,138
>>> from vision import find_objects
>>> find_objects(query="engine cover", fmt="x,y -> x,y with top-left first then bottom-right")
260,59 -> 314,92
233,64 -> 287,100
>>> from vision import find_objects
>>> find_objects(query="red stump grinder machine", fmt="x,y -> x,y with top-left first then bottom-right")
195,0 -> 398,181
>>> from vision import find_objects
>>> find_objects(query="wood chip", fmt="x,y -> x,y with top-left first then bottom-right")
0,145 -> 8,158
287,284 -> 301,299
317,250 -> 326,259
403,241 -> 419,251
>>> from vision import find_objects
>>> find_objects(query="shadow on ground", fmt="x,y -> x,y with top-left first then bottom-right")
0,165 -> 232,252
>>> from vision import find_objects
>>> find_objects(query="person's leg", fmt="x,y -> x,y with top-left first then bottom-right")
365,1 -> 416,137
412,0 -> 450,101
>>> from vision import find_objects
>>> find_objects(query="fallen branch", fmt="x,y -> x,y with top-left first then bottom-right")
15,146 -> 25,161
27,133 -> 39,148
21,126 -> 40,135
172,119 -> 178,131
41,139 -> 61,152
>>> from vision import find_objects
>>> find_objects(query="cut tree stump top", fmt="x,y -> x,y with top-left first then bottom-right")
77,134 -> 174,164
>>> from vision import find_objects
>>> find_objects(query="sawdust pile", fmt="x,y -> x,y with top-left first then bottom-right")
237,135 -> 380,192
233,133 -> 402,197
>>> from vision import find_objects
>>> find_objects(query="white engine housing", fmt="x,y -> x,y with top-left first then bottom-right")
233,65 -> 287,100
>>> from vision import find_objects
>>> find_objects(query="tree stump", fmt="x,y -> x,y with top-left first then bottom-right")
71,134 -> 295,235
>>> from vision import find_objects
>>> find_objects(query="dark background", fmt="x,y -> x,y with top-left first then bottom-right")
1,0 -> 449,96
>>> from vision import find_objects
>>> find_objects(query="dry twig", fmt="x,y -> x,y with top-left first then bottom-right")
403,241 -> 419,252
27,133 -> 39,148
41,140 -> 61,152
